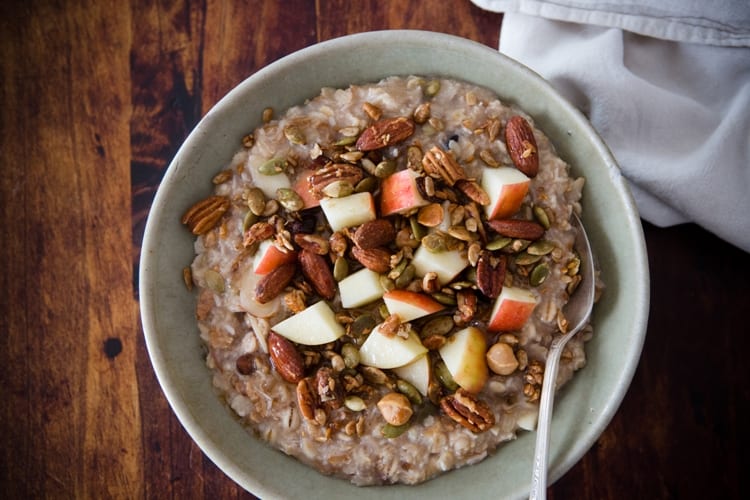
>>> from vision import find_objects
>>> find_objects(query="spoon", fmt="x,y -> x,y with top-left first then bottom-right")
529,212 -> 596,500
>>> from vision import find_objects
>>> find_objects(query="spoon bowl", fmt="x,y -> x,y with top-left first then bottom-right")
529,212 -> 597,500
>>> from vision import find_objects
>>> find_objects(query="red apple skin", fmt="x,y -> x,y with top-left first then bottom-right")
254,244 -> 298,275
383,290 -> 445,314
380,169 -> 429,216
487,298 -> 536,332
488,182 -> 530,220
292,168 -> 321,209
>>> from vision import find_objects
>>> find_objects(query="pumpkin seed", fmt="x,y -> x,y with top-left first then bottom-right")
422,233 -> 447,253
354,176 -> 378,193
381,422 -> 410,439
261,107 -> 273,123
360,157 -> 377,175
447,225 -> 475,242
527,239 -> 555,256
283,125 -> 306,145
334,135 -> 357,147
258,157 -> 287,175
276,188 -> 304,212
514,251 -> 542,266
341,343 -> 361,369
409,216 -> 427,241
339,150 -> 364,162
395,264 -> 415,289
530,262 -> 550,286
486,237 -> 512,251
339,126 -> 360,137
424,79 -> 441,97
245,187 -> 266,215
322,180 -> 354,198
379,275 -> 396,292
413,102 -> 431,124
349,314 -> 377,339
396,379 -> 423,405
407,145 -> 423,170
420,315 -> 454,337
344,395 -> 366,412
333,256 -> 349,281
374,160 -> 396,178
204,269 -> 225,293
434,360 -> 458,391
242,211 -> 257,232
533,205 -> 551,229
431,292 -> 457,306
378,303 -> 390,320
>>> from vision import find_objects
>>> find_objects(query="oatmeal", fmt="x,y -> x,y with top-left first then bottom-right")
182,76 -> 594,485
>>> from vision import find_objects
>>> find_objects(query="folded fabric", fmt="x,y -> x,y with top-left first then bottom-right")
471,1 -> 750,251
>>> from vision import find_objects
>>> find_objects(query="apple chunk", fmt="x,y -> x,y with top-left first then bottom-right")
247,157 -> 292,199
358,323 -> 428,369
271,300 -> 345,345
438,326 -> 489,394
487,286 -> 537,332
320,192 -> 376,232
392,353 -> 431,396
253,239 -> 297,275
291,167 -> 321,209
380,168 -> 430,216
383,290 -> 444,322
410,245 -> 469,285
482,167 -> 530,220
338,268 -> 384,308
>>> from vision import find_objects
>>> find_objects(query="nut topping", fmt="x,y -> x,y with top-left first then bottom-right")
455,179 -> 490,206
476,251 -> 506,299
351,246 -> 391,273
308,163 -> 365,196
268,332 -> 305,383
355,116 -> 415,151
181,195 -> 230,235
421,146 -> 467,186
352,219 -> 397,249
440,389 -> 495,433
254,261 -> 297,303
298,249 -> 337,300
487,219 -> 545,240
505,115 -> 539,177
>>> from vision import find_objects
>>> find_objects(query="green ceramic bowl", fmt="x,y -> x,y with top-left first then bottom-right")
140,30 -> 649,499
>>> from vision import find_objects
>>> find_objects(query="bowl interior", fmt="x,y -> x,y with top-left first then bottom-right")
140,30 -> 649,500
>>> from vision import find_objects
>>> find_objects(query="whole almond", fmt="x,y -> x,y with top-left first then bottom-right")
254,261 -> 297,303
476,251 -> 506,299
352,219 -> 396,249
351,246 -> 391,273
298,249 -> 337,300
487,219 -> 545,240
504,115 -> 539,177
356,116 -> 415,151
268,331 -> 305,383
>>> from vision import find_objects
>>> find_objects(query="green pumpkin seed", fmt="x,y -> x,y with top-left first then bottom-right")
447,226 -> 475,242
422,233 -> 447,253
333,256 -> 349,282
527,239 -> 555,256
334,135 -> 357,147
424,79 -> 441,97
276,188 -> 304,212
354,176 -> 378,193
515,251 -> 542,266
530,263 -> 550,287
322,180 -> 354,198
242,211 -> 257,232
395,264 -> 415,289
341,343 -> 361,369
396,379 -> 423,405
420,315 -> 454,337
379,275 -> 396,292
344,395 -> 366,412
409,216 -> 427,241
204,269 -> 225,293
378,303 -> 390,320
431,292 -> 457,306
381,422 -> 410,439
486,237 -> 512,251
434,360 -> 458,391
374,160 -> 396,179
533,206 -> 551,229
258,157 -> 287,175
283,125 -> 306,145
245,187 -> 266,216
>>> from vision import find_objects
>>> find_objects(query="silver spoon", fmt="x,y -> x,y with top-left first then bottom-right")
529,212 -> 596,500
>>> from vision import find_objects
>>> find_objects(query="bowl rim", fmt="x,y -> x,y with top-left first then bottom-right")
140,29 -> 650,499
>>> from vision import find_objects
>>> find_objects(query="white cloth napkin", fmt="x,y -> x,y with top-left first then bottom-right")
472,0 -> 750,252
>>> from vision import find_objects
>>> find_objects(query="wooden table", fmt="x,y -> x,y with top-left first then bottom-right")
2,1 -> 747,498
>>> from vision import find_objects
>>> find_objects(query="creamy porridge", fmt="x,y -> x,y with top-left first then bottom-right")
181,76 -> 594,485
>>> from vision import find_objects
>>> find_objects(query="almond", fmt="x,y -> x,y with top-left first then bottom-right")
298,249 -> 337,300
351,246 -> 391,273
254,261 -> 296,303
487,219 -> 545,240
352,219 -> 396,249
356,116 -> 415,151
504,115 -> 539,177
268,332 -> 305,383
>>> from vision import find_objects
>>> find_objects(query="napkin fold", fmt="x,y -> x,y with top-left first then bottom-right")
472,0 -> 750,252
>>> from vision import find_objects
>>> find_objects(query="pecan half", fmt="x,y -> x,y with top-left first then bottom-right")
294,233 -> 329,255
476,251 -> 506,299
254,261 -> 296,303
455,179 -> 490,206
351,246 -> 391,273
440,389 -> 495,433
296,377 -> 319,421
454,289 -> 478,324
421,146 -> 466,186
308,163 -> 364,196
505,115 -> 539,177
315,366 -> 343,409
243,221 -> 275,248
268,332 -> 305,383
352,219 -> 397,249
181,195 -> 230,235
298,249 -> 337,300
487,219 -> 545,240
356,116 -> 415,151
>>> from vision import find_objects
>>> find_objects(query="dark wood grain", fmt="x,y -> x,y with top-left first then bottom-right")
1,0 -> 747,498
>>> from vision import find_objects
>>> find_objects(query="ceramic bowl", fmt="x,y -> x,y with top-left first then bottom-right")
140,30 -> 649,499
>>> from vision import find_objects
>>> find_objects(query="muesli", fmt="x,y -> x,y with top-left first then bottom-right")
181,76 -> 594,485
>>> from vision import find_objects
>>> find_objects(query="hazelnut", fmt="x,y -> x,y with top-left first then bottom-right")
377,392 -> 413,426
486,342 -> 519,375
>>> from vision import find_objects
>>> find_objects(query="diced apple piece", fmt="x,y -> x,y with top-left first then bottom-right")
517,407 -> 539,431
487,286 -> 537,332
292,167 -> 320,209
392,353 -> 431,396
247,157 -> 292,199
383,290 -> 444,322
358,323 -> 428,369
338,268 -> 384,308
271,300 -> 345,345
237,266 -> 281,318
380,168 -> 430,216
438,326 -> 489,394
320,192 -> 376,232
410,245 -> 469,285
253,239 -> 297,275
482,166 -> 530,220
